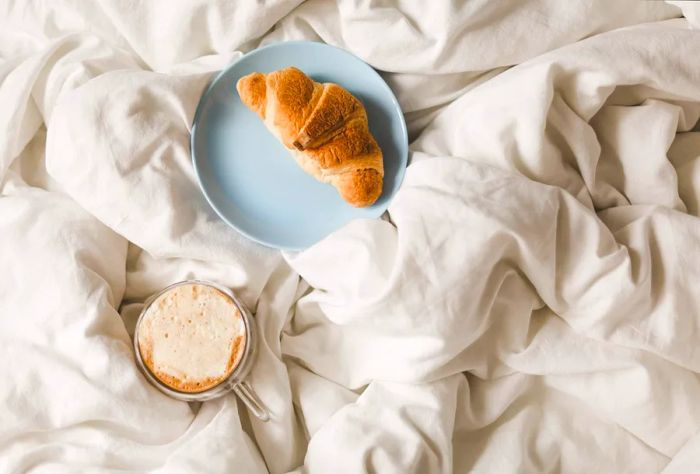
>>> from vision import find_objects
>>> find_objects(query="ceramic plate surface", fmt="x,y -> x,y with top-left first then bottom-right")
191,41 -> 408,250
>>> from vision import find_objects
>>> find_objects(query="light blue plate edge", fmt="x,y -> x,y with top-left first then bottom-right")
190,40 -> 409,252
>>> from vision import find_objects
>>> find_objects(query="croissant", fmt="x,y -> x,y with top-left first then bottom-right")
236,67 -> 384,207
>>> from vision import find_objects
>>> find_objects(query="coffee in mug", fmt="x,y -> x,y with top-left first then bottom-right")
134,280 -> 269,421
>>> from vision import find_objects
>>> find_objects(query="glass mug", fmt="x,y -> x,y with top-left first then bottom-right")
133,280 -> 270,421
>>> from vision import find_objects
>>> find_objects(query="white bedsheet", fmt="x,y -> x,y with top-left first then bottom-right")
2,1 -> 700,472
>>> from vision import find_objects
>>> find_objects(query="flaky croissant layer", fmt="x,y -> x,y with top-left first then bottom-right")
236,67 -> 384,207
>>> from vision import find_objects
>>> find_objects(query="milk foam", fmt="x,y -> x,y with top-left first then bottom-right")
139,284 -> 245,381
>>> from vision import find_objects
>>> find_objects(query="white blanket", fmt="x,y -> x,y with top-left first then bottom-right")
3,1 -> 700,472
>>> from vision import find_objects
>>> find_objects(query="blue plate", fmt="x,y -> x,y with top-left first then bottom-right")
191,41 -> 408,251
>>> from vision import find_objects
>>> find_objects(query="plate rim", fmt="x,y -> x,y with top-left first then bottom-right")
190,40 -> 408,251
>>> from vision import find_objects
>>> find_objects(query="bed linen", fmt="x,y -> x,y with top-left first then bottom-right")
2,1 -> 700,472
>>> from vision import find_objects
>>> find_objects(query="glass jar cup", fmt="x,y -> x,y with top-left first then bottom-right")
133,280 -> 269,421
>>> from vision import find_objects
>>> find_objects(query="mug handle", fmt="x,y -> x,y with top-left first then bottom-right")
233,380 -> 270,422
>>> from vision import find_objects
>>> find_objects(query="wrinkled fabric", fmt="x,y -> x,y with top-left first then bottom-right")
2,0 -> 700,472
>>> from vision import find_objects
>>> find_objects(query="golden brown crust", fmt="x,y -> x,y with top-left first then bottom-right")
236,72 -> 267,118
236,67 -> 384,207
262,67 -> 322,148
336,169 -> 383,207
303,118 -> 382,171
292,84 -> 363,150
